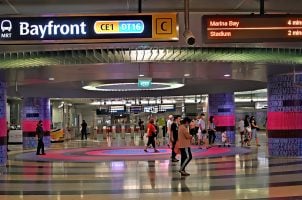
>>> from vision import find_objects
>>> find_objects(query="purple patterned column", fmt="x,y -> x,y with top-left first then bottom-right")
0,83 -> 7,166
22,98 -> 51,149
208,93 -> 235,143
267,74 -> 302,156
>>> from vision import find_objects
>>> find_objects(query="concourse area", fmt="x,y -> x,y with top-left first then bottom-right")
1,0 -> 302,199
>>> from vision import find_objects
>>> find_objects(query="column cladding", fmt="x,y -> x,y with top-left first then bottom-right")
208,93 -> 235,143
0,83 -> 7,165
22,98 -> 51,149
267,74 -> 302,156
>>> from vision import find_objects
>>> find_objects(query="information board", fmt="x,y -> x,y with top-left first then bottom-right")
0,13 -> 178,44
202,14 -> 302,43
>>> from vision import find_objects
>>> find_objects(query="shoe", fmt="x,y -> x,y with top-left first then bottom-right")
36,153 -> 40,155
144,149 -> 148,152
154,150 -> 159,153
172,158 -> 179,162
179,170 -> 190,176
41,153 -> 46,155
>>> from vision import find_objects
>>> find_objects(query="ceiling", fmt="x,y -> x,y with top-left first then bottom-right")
1,0 -> 302,98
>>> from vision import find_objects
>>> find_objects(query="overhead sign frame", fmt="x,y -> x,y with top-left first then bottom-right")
202,14 -> 302,43
0,12 -> 178,44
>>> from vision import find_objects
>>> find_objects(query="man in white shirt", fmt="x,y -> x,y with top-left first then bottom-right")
197,113 -> 208,149
166,115 -> 173,147
238,118 -> 245,146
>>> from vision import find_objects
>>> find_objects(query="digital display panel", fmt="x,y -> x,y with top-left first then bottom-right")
96,109 -> 109,115
144,105 -> 158,113
0,13 -> 178,44
202,14 -> 302,43
158,104 -> 175,112
109,105 -> 125,113
130,105 -> 142,113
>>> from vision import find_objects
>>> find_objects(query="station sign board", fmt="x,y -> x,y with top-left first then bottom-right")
202,14 -> 302,43
138,77 -> 152,88
0,13 -> 178,44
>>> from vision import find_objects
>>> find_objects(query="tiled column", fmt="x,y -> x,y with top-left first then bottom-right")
0,83 -> 7,166
22,98 -> 51,149
208,93 -> 235,143
267,74 -> 302,156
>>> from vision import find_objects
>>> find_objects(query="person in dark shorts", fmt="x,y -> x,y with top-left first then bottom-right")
81,120 -> 88,140
36,120 -> 45,155
171,115 -> 181,162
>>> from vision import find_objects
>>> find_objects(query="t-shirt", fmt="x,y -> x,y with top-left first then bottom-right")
250,119 -> 257,129
238,120 -> 245,132
244,119 -> 250,128
167,119 -> 173,134
171,122 -> 178,142
147,123 -> 156,137
198,119 -> 206,133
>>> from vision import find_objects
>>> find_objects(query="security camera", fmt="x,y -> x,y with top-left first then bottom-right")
183,30 -> 195,46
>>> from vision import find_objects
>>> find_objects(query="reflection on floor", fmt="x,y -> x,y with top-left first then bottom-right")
1,132 -> 302,200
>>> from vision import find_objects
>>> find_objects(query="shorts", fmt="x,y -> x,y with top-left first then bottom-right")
252,129 -> 258,139
197,132 -> 207,140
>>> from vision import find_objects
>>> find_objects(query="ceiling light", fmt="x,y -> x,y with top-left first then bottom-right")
224,74 -> 231,77
82,82 -> 184,91
138,74 -> 145,77
184,73 -> 190,77
49,77 -> 55,81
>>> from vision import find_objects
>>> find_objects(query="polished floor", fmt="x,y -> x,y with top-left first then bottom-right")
1,132 -> 302,200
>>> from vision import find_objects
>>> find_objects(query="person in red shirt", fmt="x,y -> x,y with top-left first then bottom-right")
144,118 -> 159,153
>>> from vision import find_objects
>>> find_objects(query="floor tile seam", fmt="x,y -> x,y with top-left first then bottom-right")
1,182 -> 302,195
2,171 -> 302,183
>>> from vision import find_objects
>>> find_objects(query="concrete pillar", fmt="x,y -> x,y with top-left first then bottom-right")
22,98 -> 51,149
208,93 -> 235,143
267,74 -> 302,156
0,83 -> 7,166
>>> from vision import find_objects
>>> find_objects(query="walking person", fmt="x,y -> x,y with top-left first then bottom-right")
171,115 -> 181,162
238,117 -> 245,146
197,113 -> 208,149
138,119 -> 144,139
166,115 -> 174,148
144,118 -> 159,153
36,120 -> 45,155
250,116 -> 261,146
81,120 -> 88,140
244,115 -> 251,146
178,117 -> 193,176
208,116 -> 216,146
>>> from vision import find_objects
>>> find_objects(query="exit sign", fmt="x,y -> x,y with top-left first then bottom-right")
138,78 -> 152,88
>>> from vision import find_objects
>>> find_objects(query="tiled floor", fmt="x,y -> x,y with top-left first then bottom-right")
1,132 -> 302,200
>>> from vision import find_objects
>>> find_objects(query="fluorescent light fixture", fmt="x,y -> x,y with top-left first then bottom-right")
224,74 -> 231,77
90,101 -> 101,105
82,82 -> 184,91
184,73 -> 190,77
235,98 -> 267,102
49,77 -> 55,81
138,74 -> 145,77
